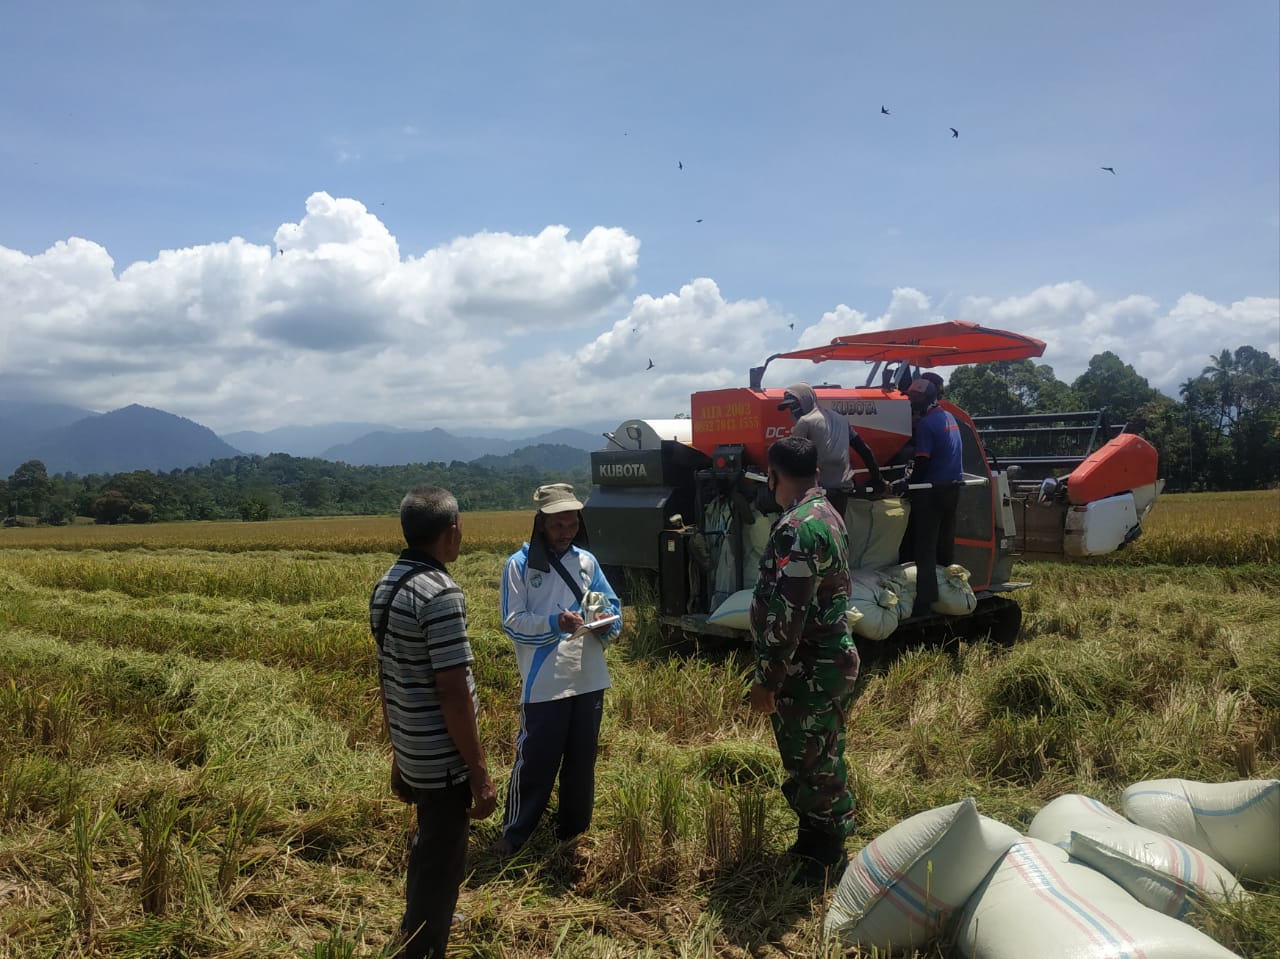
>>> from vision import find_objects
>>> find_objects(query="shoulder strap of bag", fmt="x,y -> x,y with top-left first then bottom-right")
371,561 -> 436,650
547,550 -> 586,604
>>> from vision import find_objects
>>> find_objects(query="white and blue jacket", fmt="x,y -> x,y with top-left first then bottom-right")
501,542 -> 621,703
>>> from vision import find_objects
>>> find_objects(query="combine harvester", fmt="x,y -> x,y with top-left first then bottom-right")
582,321 -> 1164,649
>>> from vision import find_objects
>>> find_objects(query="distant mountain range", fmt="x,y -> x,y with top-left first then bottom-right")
222,422 -> 401,458
0,403 -> 240,476
317,427 -> 600,466
0,400 -> 601,476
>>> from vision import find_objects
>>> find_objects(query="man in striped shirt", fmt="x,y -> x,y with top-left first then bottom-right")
371,486 -> 497,959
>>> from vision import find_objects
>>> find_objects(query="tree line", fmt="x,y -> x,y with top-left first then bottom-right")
2,454 -> 591,526
945,345 -> 1279,493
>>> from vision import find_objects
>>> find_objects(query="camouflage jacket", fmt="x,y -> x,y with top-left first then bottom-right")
749,487 -> 857,695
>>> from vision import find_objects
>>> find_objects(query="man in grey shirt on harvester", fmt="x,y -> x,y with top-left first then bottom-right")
778,383 -> 888,516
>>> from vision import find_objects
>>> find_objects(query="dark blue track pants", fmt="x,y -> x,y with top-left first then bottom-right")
502,689 -> 604,848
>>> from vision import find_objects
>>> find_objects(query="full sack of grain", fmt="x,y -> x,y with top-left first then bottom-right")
882,562 -> 977,618
954,838 -> 1243,959
706,588 -> 753,630
740,505 -> 773,589
1122,778 -> 1280,883
824,797 -> 1020,954
709,584 -> 868,635
846,495 -> 910,571
1028,794 -> 1247,919
846,568 -> 901,641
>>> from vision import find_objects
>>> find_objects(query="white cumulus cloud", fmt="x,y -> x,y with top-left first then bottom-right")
1,197 -> 1275,437
960,286 -> 1279,390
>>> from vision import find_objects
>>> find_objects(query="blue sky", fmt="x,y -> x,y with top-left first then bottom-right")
2,1 -> 1277,434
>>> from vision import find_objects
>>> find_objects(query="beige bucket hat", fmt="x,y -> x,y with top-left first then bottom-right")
534,483 -> 584,514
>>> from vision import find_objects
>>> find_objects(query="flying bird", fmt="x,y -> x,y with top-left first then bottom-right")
647,358 -> 655,370
1101,166 -> 1116,174
950,127 -> 959,138
788,322 -> 795,330
880,105 -> 890,115
695,218 -> 703,223
678,160 -> 683,170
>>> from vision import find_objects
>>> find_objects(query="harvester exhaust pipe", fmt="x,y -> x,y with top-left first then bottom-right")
749,354 -> 782,391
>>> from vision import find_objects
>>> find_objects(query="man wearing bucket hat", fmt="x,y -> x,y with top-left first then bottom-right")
778,383 -> 888,516
492,483 -> 622,858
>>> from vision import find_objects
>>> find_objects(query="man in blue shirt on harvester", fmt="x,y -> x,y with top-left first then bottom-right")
493,483 -> 622,858
900,377 -> 965,617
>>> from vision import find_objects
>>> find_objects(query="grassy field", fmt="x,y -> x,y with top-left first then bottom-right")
0,491 -> 1278,957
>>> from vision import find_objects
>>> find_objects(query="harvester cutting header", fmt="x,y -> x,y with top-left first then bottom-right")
583,322 -> 1163,648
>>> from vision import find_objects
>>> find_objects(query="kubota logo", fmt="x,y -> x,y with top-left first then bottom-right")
600,463 -> 649,478
831,400 -> 879,415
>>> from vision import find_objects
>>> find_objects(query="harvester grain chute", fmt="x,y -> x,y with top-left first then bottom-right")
582,321 -> 1164,650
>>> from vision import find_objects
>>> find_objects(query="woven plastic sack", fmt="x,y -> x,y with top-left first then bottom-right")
846,496 -> 910,571
739,507 -> 773,592
1122,778 -> 1280,883
1028,794 -> 1246,918
706,588 -> 753,630
955,838 -> 1243,959
710,582 -> 865,634
882,563 -> 977,618
847,568 -> 900,641
883,563 -> 917,618
824,797 -> 1020,954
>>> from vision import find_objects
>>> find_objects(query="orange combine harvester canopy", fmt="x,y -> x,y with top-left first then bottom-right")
774,320 -> 1047,368
715,320 -> 1051,470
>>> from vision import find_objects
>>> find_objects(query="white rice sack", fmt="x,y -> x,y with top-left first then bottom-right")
846,496 -> 910,571
710,583 -> 871,635
881,563 -> 917,621
706,588 -> 753,630
706,499 -> 737,607
955,838 -> 1243,959
1028,794 -> 1247,915
824,797 -> 1020,954
738,507 -> 774,592
1122,778 -> 1280,883
935,564 -> 977,616
847,569 -> 900,641
1068,832 -> 1237,921
882,562 -> 977,618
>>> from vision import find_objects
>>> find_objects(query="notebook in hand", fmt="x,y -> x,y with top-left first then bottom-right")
570,613 -> 619,640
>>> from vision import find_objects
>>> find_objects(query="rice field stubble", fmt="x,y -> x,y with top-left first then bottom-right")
0,492 -> 1277,957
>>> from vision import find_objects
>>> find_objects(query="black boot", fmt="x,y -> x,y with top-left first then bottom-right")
793,829 -> 848,887
786,822 -> 822,859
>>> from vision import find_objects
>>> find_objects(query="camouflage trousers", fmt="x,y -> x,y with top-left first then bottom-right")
770,685 -> 856,839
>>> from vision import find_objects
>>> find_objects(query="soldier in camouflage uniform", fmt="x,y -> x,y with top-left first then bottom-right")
748,435 -> 860,885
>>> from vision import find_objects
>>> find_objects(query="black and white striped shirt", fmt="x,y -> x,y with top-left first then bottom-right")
370,550 -> 476,790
